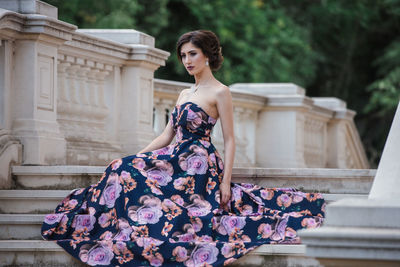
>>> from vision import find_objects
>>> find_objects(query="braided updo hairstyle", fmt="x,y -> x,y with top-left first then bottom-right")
176,30 -> 224,71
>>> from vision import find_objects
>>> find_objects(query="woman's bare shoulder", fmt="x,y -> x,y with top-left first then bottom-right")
215,84 -> 231,98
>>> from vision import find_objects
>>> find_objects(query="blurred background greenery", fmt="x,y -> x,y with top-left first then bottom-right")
43,0 -> 400,167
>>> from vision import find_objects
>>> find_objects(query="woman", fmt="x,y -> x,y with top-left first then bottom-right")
42,30 -> 325,267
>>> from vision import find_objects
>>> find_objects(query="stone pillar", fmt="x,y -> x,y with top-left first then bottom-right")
369,102 -> 400,200
0,1 -> 76,165
12,40 -> 66,165
77,30 -> 170,155
299,101 -> 400,265
231,83 -> 310,168
119,62 -> 156,153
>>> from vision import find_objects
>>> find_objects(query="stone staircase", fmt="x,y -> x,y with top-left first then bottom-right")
0,166 -> 375,266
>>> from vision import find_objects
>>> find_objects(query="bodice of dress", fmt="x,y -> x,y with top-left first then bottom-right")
172,101 -> 217,142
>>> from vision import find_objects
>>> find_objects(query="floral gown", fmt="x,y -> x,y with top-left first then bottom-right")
42,101 -> 325,267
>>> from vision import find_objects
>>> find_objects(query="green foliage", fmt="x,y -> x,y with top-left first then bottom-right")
43,0 -> 400,166
366,40 -> 400,115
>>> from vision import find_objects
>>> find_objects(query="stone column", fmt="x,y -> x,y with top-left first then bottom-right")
0,0 -> 76,165
231,83 -> 310,168
77,30 -> 170,155
368,102 -> 400,200
300,101 -> 400,266
12,40 -> 66,165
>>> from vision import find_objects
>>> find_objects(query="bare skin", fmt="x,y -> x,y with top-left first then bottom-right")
139,41 -> 235,211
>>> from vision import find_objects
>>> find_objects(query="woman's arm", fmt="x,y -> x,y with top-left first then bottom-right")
137,119 -> 175,154
216,86 -> 235,210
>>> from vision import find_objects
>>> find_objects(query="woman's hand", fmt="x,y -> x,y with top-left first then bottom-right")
219,181 -> 231,212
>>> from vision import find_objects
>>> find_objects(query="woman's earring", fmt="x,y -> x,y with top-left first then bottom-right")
206,60 -> 209,66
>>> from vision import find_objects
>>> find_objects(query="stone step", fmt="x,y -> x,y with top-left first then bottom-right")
0,189 -> 367,215
0,240 -> 321,267
0,191 -> 367,240
12,165 -> 375,194
0,190 -> 71,214
12,165 -> 103,190
0,240 -> 86,266
0,214 -> 43,240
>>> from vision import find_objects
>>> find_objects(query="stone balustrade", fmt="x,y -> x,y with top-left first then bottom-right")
154,81 -> 369,169
0,0 -> 369,190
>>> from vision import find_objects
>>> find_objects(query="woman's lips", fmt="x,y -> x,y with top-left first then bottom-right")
187,66 -> 194,71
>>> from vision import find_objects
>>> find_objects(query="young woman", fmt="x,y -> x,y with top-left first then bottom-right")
42,30 -> 325,267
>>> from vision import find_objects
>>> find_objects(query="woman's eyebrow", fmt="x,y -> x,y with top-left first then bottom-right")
181,50 -> 197,54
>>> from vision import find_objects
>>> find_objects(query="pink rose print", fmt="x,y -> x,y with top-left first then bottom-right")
221,243 -> 235,258
152,145 -> 174,156
218,157 -> 224,170
146,168 -> 172,186
72,215 -> 96,232
200,139 -> 210,148
79,244 -> 114,266
128,195 -> 163,225
172,246 -> 189,262
188,243 -> 219,266
99,178 -> 122,208
186,154 -> 208,175
149,255 -> 163,267
100,231 -> 114,240
277,193 -> 292,208
271,217 -> 289,241
136,206 -> 163,224
232,186 -> 243,201
186,195 -> 212,217
292,192 -> 306,203
186,109 -> 203,130
44,213 -> 65,225
208,116 -> 217,125
98,213 -> 109,228
260,189 -> 275,200
109,158 -> 122,171
132,158 -> 146,170
301,217 -> 321,229
258,223 -> 273,239
171,195 -> 185,206
178,233 -> 195,242
218,215 -> 246,235
176,127 -> 183,142
113,228 -> 132,241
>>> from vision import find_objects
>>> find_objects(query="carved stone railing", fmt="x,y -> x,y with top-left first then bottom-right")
230,84 -> 369,168
154,80 -> 370,169
0,1 -> 170,171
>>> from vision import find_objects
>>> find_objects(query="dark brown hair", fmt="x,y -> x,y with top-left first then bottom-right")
176,30 -> 224,71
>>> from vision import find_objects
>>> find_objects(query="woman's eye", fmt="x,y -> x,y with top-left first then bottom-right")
190,53 -> 197,56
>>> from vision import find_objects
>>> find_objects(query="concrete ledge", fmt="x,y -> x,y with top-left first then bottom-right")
300,226 -> 400,261
12,166 -> 375,193
0,214 -> 43,223
0,190 -> 70,213
0,190 -> 71,198
12,165 -> 105,175
0,214 -> 43,240
232,168 -> 374,194
0,240 -> 316,266
0,240 -> 85,266
325,198 -> 400,228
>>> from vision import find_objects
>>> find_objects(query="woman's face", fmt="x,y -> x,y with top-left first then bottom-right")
180,42 -> 209,75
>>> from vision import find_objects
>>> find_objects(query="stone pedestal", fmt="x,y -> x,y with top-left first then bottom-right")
78,29 -> 170,155
12,40 -> 67,165
0,1 -> 76,165
300,102 -> 400,265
